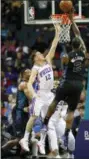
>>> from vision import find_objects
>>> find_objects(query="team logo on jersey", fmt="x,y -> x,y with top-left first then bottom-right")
71,56 -> 84,63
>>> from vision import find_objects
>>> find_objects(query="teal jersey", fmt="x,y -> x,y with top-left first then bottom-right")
16,85 -> 29,110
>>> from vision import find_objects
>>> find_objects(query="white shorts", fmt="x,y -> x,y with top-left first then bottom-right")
48,118 -> 66,151
29,91 -> 55,117
48,118 -> 75,151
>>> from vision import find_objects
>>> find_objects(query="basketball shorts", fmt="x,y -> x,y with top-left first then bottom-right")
29,91 -> 55,117
48,118 -> 75,152
55,80 -> 83,111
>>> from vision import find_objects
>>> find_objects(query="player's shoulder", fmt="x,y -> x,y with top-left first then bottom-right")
32,65 -> 40,71
19,81 -> 27,90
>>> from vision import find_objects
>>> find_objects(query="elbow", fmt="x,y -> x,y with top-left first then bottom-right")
27,82 -> 32,89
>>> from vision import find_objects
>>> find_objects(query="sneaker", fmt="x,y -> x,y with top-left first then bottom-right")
48,153 -> 61,158
67,153 -> 74,159
19,138 -> 30,152
55,155 -> 61,158
37,141 -> 45,155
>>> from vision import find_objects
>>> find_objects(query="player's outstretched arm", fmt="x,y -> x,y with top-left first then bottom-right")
68,10 -> 86,54
27,68 -> 38,99
46,23 -> 60,64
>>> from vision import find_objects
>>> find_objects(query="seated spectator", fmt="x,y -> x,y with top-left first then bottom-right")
1,39 -> 10,58
1,71 -> 7,90
1,102 -> 7,120
16,40 -> 29,58
5,66 -> 18,87
9,39 -> 17,53
32,34 -> 48,53
72,104 -> 85,138
16,41 -> 24,53
6,80 -> 17,95
5,57 -> 14,67
14,52 -> 29,73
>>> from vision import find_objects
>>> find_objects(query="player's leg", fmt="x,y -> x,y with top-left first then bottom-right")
19,98 -> 44,152
64,81 -> 83,147
20,115 -> 37,152
47,120 -> 61,158
38,92 -> 55,155
44,86 -> 66,126
2,138 -> 19,151
67,130 -> 75,159
56,118 -> 67,151
32,141 -> 38,157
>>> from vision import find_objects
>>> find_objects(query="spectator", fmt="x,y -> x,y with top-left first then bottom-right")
1,71 -> 7,90
14,52 -> 29,72
1,0 -> 11,20
72,104 -> 85,138
16,41 -> 29,58
6,79 -> 17,95
1,39 -> 16,60
32,34 -> 48,53
1,23 -> 12,41
9,0 -> 22,30
5,66 -> 18,87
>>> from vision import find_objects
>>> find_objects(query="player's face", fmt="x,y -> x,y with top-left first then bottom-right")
79,108 -> 84,118
24,69 -> 31,80
35,51 -> 45,61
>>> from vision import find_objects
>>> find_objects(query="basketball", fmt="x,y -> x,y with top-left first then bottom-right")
59,0 -> 73,13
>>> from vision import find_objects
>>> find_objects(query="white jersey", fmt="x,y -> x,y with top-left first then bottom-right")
33,62 -> 54,92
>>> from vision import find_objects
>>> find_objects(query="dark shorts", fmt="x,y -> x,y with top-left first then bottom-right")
55,80 -> 83,111
12,107 -> 29,137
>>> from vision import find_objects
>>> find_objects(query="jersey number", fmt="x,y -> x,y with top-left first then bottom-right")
46,74 -> 51,81
73,61 -> 82,73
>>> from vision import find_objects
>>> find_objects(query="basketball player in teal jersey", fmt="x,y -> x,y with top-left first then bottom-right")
1,69 -> 31,152
14,69 -> 31,134
43,11 -> 87,148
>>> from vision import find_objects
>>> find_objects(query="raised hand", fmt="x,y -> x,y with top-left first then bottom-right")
54,23 -> 61,34
68,7 -> 75,22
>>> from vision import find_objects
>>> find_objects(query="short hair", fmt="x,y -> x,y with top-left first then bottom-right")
31,50 -> 37,64
72,37 -> 81,49
20,69 -> 26,78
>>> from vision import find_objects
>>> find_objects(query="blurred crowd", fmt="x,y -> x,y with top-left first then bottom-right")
1,0 -> 89,133
1,0 -> 89,158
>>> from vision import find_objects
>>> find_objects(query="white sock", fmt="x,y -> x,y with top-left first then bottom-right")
24,131 -> 30,141
40,130 -> 47,144
32,142 -> 38,156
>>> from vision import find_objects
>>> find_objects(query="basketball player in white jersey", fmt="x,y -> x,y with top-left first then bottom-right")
47,101 -> 75,158
19,23 -> 61,152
